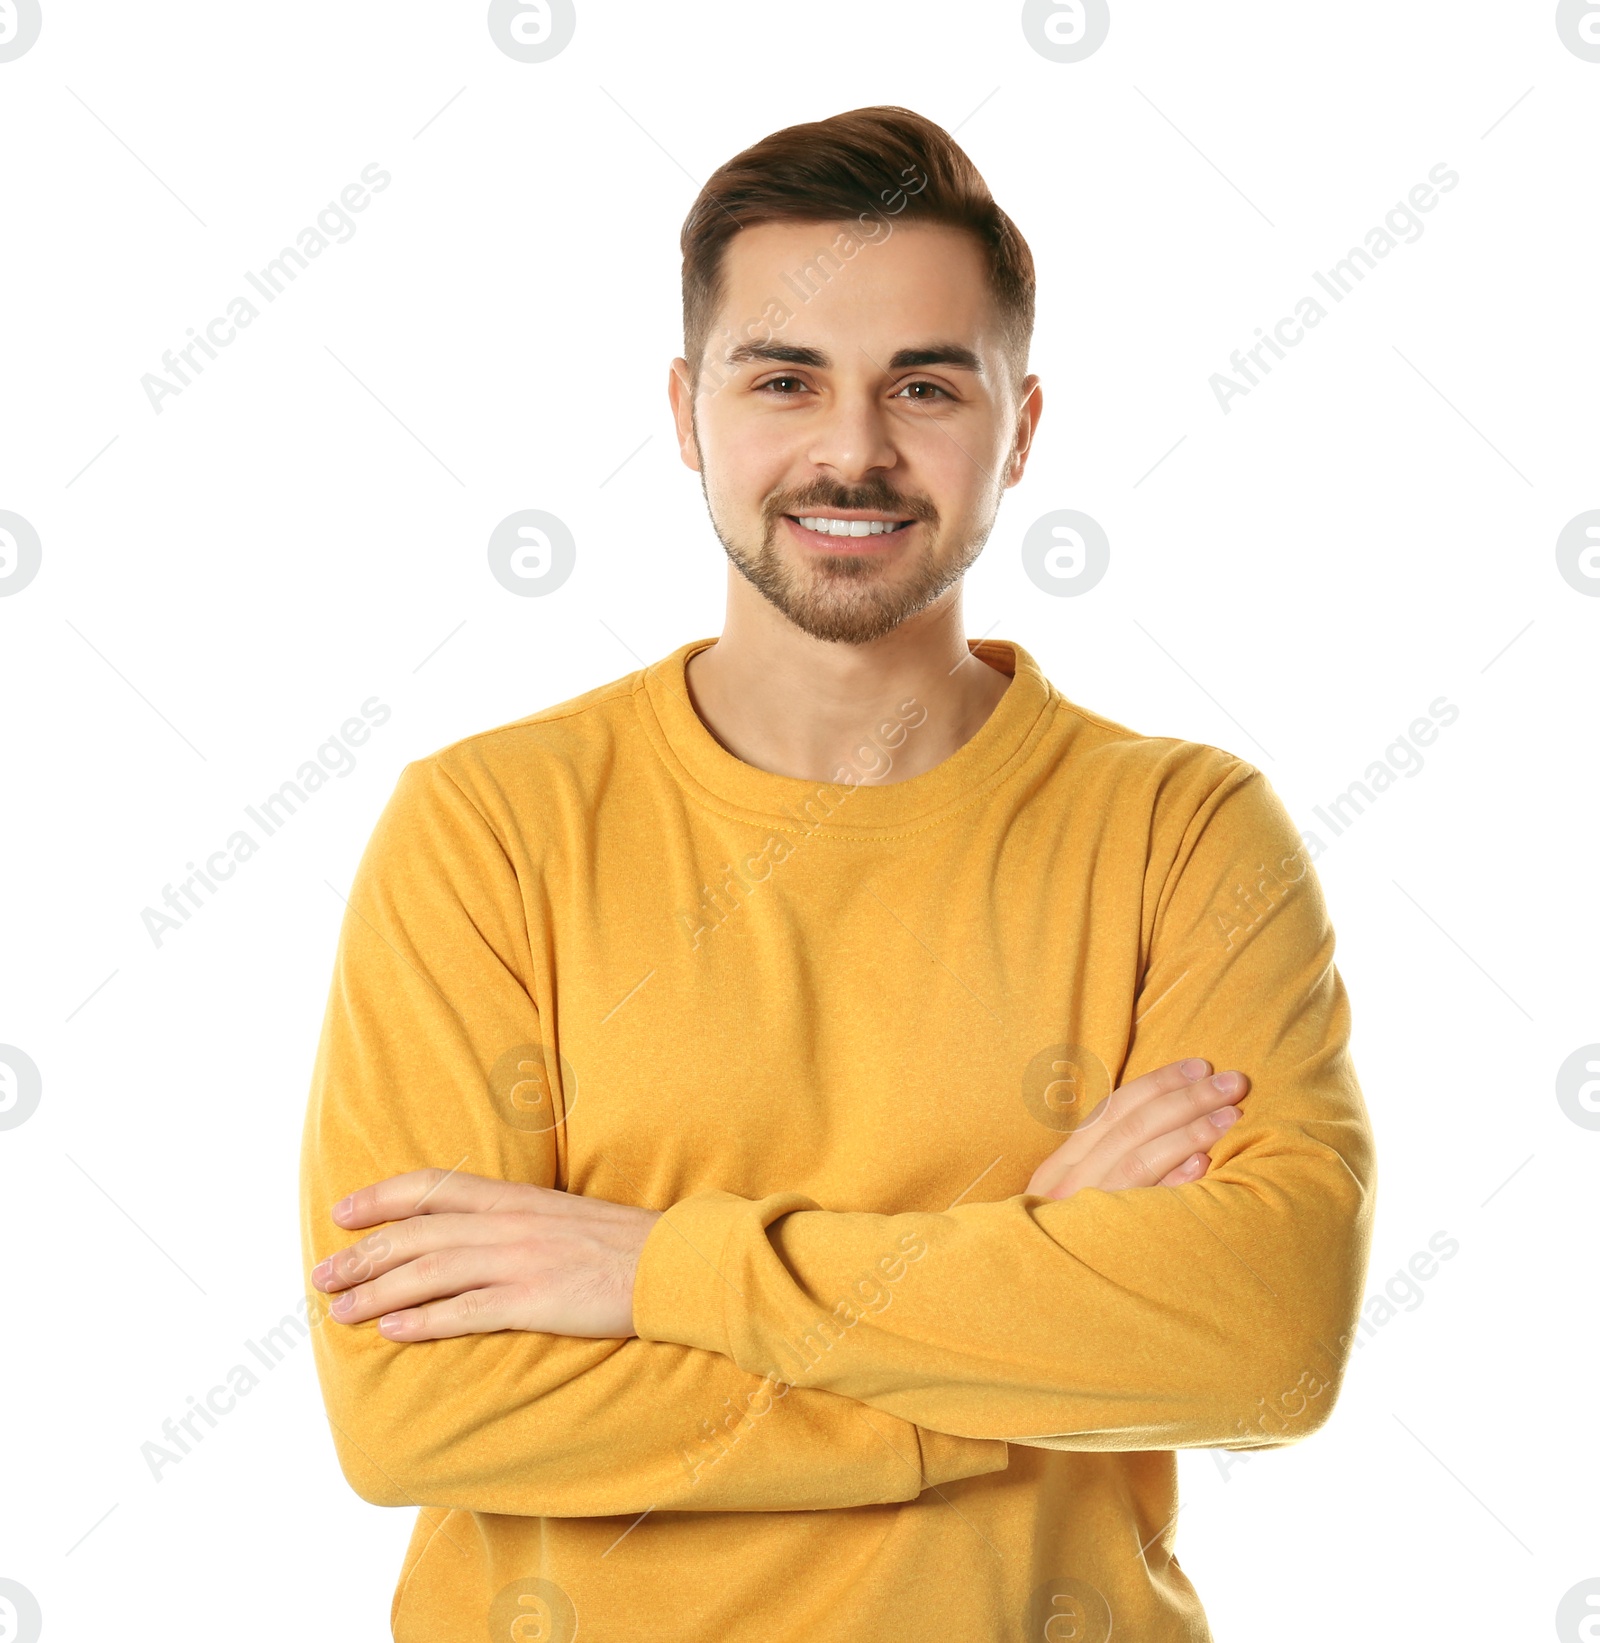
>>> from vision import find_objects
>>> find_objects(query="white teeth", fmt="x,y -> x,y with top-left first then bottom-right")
795,517 -> 908,537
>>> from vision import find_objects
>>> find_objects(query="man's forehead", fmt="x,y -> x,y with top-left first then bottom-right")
716,222 -> 999,362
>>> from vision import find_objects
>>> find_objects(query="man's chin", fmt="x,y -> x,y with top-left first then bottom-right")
749,556 -> 943,645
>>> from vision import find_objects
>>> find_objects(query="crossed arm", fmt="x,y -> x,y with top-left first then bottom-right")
312,1056 -> 1254,1343
299,755 -> 1374,1515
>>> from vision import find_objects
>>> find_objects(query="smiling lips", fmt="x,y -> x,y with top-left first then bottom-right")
783,513 -> 918,552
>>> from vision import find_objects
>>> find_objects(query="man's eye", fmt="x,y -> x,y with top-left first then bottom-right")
754,377 -> 953,400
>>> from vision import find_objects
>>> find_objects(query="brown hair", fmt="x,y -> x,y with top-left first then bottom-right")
680,105 -> 1035,397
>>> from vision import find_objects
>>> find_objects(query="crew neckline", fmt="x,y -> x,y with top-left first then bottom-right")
636,635 -> 1056,837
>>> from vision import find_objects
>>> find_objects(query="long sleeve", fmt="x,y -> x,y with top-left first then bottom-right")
631,760 -> 1378,1454
298,757 -> 1010,1518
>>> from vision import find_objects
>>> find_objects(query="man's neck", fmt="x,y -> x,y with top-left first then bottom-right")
683,578 -> 1013,786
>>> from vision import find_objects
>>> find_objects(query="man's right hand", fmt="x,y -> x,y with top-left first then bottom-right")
1025,1057 -> 1250,1202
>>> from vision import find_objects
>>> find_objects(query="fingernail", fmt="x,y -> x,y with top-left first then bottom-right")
311,1260 -> 333,1287
378,1314 -> 408,1335
333,1196 -> 354,1221
1212,1071 -> 1240,1094
1180,1059 -> 1208,1080
1209,1105 -> 1240,1129
331,1292 -> 355,1316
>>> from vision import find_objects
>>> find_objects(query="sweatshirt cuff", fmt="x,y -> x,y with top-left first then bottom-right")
632,1188 -> 749,1357
632,1189 -> 1011,1494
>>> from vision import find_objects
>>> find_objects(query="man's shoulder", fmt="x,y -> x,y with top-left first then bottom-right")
1042,681 -> 1260,810
1039,691 -> 1300,892
410,658 -> 654,786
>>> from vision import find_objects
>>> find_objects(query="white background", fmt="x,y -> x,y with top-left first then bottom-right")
1,2 -> 1596,1638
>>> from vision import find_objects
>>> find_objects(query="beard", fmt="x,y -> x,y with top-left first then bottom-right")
700,466 -> 995,646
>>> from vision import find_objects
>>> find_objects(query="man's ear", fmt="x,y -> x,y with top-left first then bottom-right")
667,358 -> 702,474
1005,374 -> 1044,488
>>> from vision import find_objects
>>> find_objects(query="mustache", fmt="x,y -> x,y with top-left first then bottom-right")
767,486 -> 937,522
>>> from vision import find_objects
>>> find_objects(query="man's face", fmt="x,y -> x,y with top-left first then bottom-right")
670,218 -> 1040,645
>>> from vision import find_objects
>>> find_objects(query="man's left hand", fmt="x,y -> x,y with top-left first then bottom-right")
310,1169 -> 663,1342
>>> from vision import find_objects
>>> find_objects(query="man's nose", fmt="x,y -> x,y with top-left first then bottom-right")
804,388 -> 900,482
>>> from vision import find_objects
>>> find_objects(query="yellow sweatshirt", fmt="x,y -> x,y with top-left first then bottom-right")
299,635 -> 1375,1643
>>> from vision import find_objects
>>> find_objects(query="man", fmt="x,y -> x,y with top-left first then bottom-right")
301,105 -> 1374,1642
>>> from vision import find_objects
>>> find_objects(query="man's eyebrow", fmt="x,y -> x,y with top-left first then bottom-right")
722,341 -> 986,376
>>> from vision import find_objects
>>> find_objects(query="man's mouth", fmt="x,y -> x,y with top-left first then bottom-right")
782,513 -> 919,551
